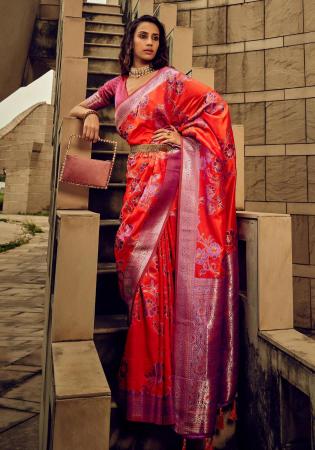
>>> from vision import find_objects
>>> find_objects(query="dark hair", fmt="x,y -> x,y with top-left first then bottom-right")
119,15 -> 169,75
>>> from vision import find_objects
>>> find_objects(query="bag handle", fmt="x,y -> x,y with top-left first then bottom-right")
65,133 -> 118,183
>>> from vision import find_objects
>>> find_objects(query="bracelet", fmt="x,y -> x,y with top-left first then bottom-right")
82,109 -> 100,121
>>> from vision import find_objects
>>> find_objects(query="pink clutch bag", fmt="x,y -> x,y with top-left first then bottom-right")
58,134 -> 117,189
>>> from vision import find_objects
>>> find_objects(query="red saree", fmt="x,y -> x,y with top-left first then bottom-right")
86,66 -> 239,441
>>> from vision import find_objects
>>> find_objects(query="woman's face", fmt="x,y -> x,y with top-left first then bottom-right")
132,21 -> 160,65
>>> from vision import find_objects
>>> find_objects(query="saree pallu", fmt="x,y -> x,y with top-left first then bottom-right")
113,66 -> 239,439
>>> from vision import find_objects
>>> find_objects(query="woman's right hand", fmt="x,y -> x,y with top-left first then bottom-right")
82,114 -> 100,143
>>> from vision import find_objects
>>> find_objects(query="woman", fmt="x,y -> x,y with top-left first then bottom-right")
69,15 -> 239,450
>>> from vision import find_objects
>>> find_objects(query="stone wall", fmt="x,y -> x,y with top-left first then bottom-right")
0,1 -> 40,100
155,0 -> 315,331
26,0 -> 59,84
0,103 -> 53,214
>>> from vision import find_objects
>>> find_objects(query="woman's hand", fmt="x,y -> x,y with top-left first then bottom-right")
82,114 -> 100,143
152,125 -> 181,146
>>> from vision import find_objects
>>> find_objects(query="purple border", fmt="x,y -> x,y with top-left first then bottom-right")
123,149 -> 181,307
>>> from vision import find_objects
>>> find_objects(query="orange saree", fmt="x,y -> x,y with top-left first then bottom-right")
86,66 -> 239,443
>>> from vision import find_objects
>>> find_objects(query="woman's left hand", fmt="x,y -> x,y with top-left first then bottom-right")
151,125 -> 181,146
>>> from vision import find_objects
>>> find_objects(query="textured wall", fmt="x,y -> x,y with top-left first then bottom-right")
0,0 -> 40,101
0,104 -> 53,214
155,0 -> 315,331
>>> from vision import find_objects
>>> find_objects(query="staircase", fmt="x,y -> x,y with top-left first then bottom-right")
83,3 -> 131,447
41,1 -> 244,449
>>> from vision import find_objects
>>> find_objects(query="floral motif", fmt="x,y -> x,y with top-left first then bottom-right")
204,91 -> 225,115
218,127 -> 236,160
196,232 -> 223,276
138,173 -> 160,209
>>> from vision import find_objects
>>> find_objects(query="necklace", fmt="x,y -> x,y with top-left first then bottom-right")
129,64 -> 155,78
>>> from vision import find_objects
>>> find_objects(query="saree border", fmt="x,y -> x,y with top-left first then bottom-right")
115,66 -> 171,129
122,149 -> 181,307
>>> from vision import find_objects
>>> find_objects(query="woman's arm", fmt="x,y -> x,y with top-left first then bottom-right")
69,99 -> 100,143
68,76 -> 121,142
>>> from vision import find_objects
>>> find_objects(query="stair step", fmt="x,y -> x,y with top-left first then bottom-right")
97,262 -> 117,274
100,219 -> 121,226
92,149 -> 128,155
84,43 -> 121,58
95,128 -> 130,152
88,57 -> 120,73
87,71 -> 120,86
84,90 -> 117,115
83,4 -> 121,15
89,182 -> 125,219
85,31 -> 123,45
108,182 -> 126,188
86,21 -> 124,34
94,314 -> 128,334
94,271 -> 126,315
83,12 -> 123,24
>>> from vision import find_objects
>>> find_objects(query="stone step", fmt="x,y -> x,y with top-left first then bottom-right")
85,20 -> 124,34
83,3 -> 121,15
97,213 -> 124,263
85,31 -> 123,45
94,314 -> 128,335
100,219 -> 121,226
94,271 -> 126,315
87,71 -> 120,87
84,43 -> 121,58
88,56 -> 120,73
81,103 -> 115,123
98,262 -> 117,274
96,125 -> 130,152
83,12 -> 123,24
94,316 -> 127,398
89,182 -> 125,220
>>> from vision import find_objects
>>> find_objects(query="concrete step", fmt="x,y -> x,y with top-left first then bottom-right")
83,4 -> 121,15
89,184 -> 125,220
81,102 -> 115,123
94,271 -> 126,315
85,20 -> 124,34
100,219 -> 121,226
97,125 -> 130,152
97,208 -> 125,263
94,314 -> 128,335
84,42 -> 121,58
88,56 -> 120,73
98,262 -> 117,274
94,315 -> 127,398
85,31 -> 123,45
83,12 -> 123,24
87,71 -> 120,87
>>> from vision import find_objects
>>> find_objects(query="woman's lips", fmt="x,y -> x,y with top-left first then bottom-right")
144,50 -> 153,54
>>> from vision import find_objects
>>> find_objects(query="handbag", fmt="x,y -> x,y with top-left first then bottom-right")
58,134 -> 117,189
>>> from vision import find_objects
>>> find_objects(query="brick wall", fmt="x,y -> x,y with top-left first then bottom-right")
0,103 -> 53,214
155,0 -> 315,331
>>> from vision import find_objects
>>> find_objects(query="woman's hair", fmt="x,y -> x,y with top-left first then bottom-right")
119,15 -> 169,75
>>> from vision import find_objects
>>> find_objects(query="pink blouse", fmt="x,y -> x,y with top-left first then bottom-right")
85,76 -> 127,110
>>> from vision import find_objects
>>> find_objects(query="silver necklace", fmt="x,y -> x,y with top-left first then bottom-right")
129,64 -> 155,78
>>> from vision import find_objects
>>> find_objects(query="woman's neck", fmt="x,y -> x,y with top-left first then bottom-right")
132,57 -> 151,68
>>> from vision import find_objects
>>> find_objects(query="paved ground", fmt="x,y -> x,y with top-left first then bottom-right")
0,214 -> 49,450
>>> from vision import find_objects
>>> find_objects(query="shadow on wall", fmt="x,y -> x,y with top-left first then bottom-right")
0,0 -> 40,101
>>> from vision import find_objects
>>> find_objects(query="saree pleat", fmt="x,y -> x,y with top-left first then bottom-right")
117,172 -> 178,424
